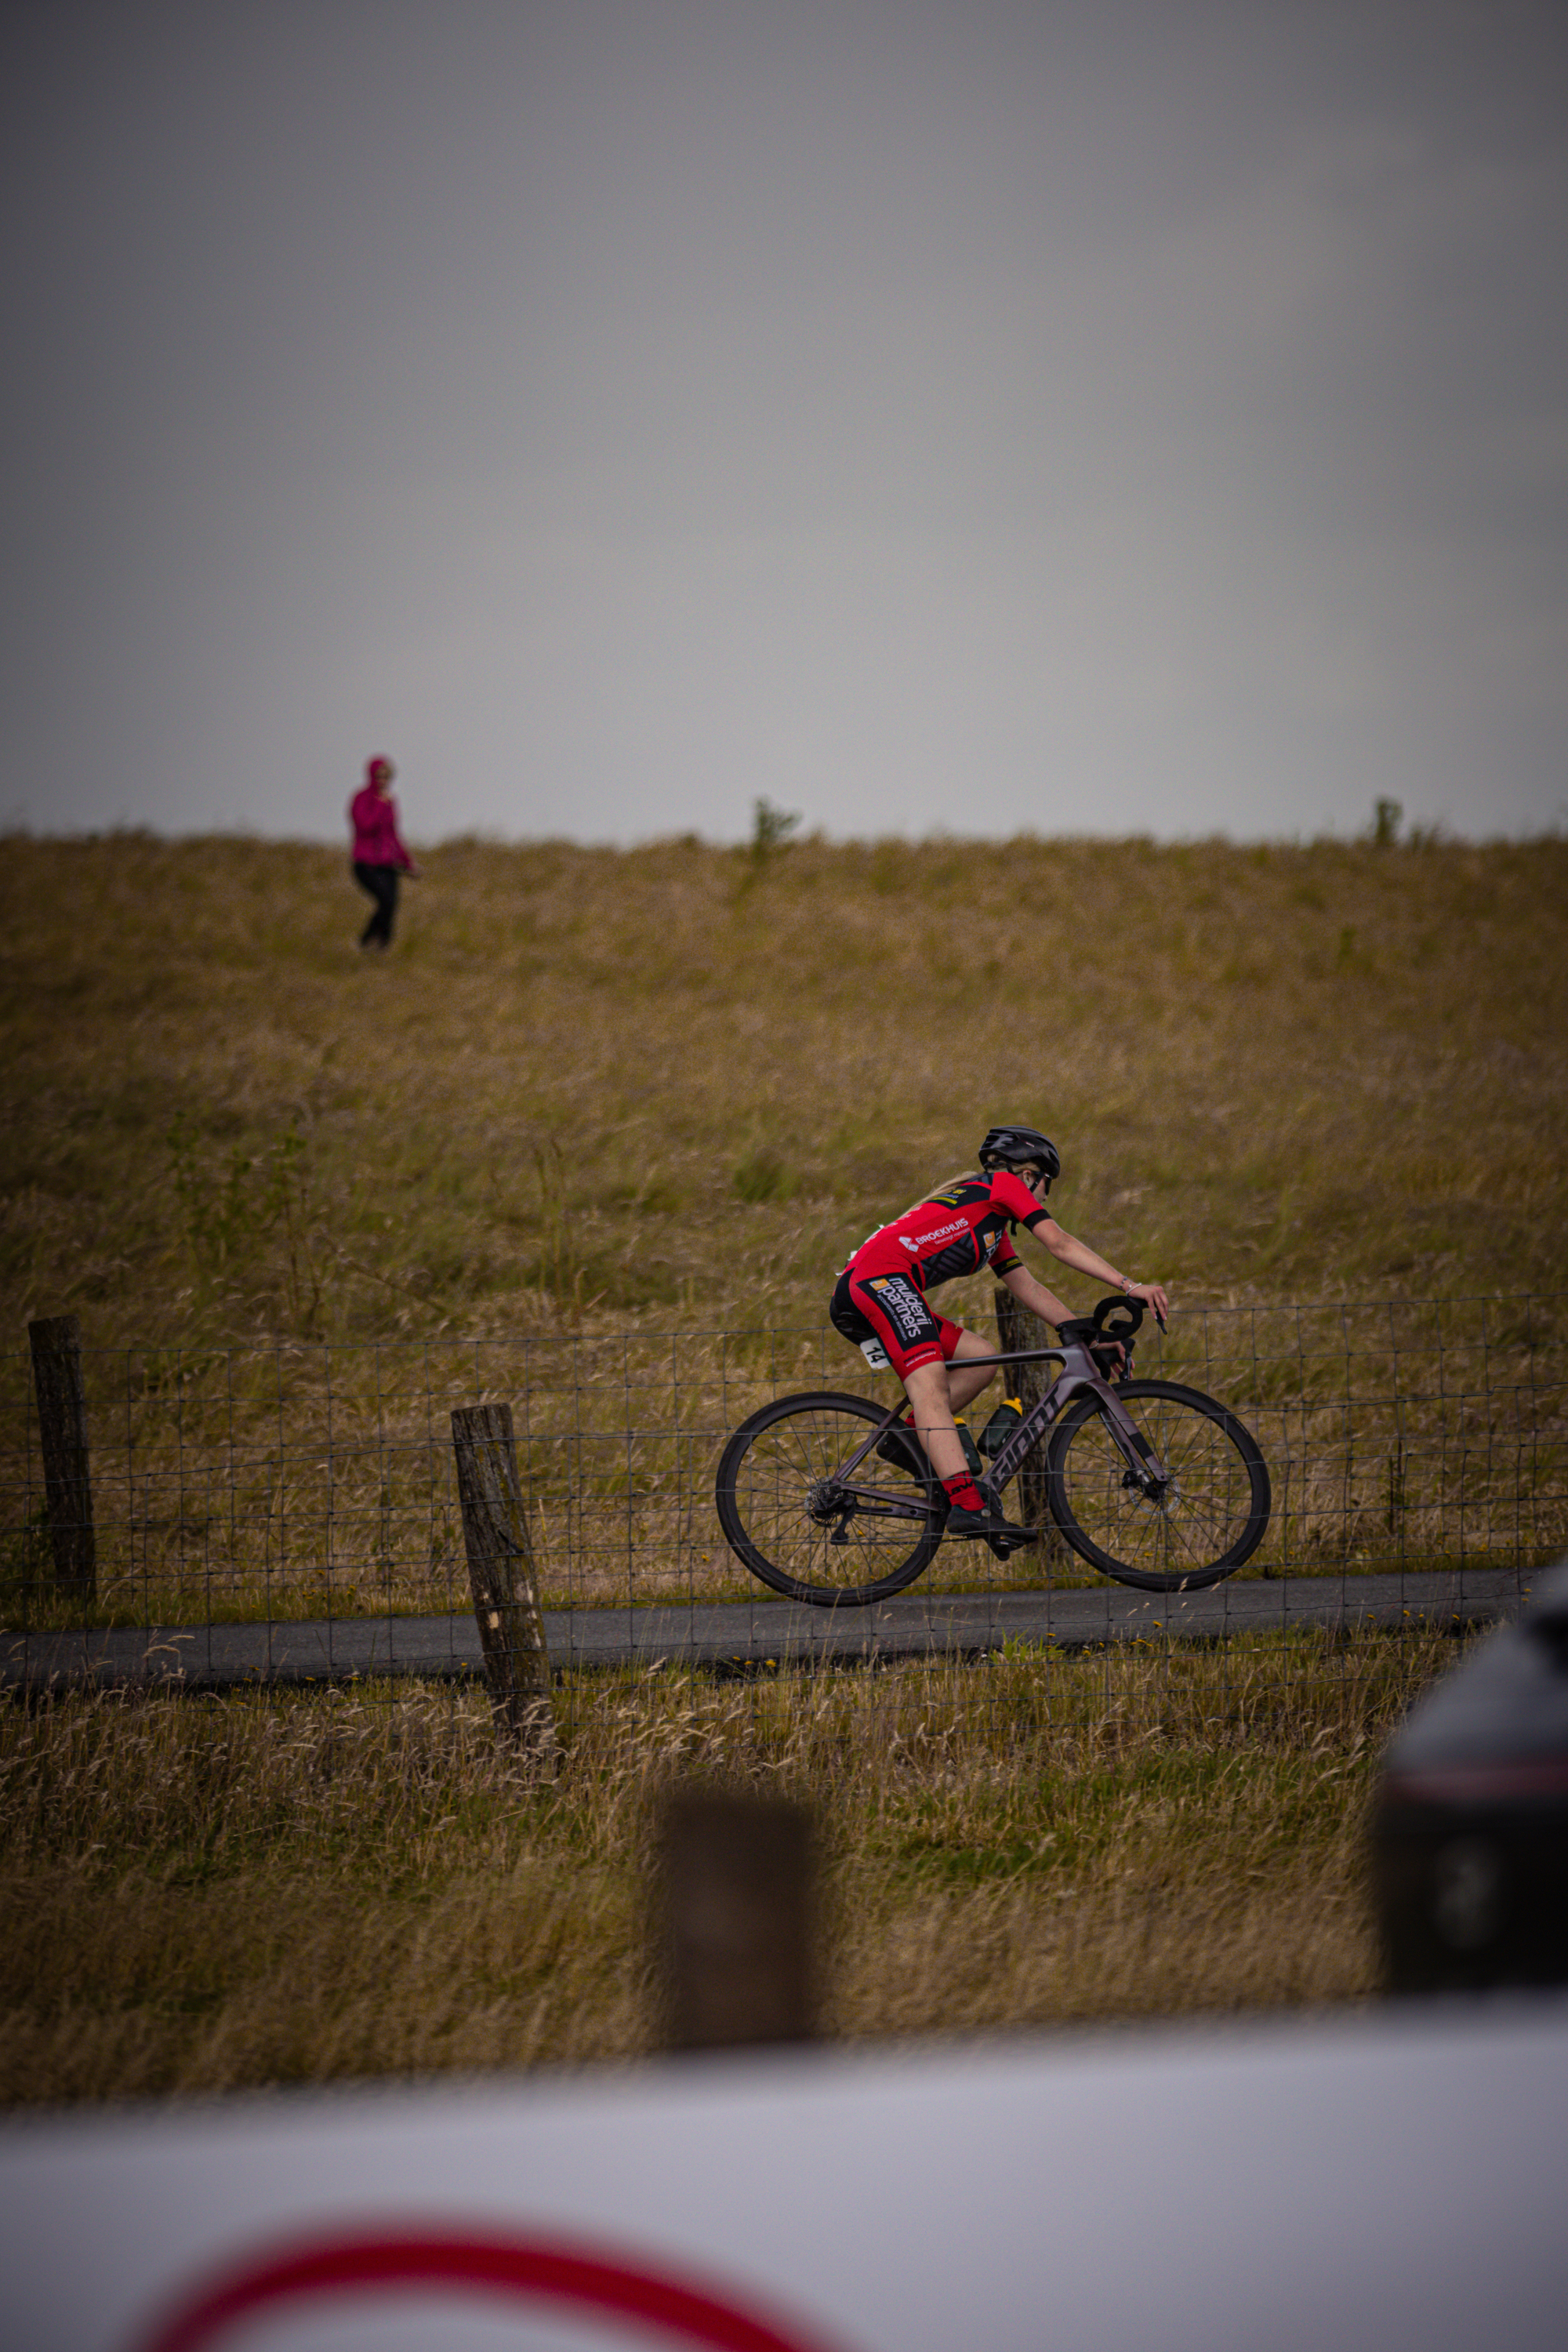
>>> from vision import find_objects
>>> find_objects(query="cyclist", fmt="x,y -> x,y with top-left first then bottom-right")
829,1126 -> 1170,1546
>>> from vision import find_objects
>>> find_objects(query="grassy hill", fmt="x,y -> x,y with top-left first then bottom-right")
4,826 -> 1566,1352
3,825 -> 1564,2100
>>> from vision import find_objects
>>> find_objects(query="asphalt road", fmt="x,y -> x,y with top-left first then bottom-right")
2,1564 -> 1537,1693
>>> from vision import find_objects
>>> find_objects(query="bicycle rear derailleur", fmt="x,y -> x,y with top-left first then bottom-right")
807,1479 -> 857,1543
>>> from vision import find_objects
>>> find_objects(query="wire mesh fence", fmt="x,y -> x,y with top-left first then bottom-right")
2,1294 -> 1564,1705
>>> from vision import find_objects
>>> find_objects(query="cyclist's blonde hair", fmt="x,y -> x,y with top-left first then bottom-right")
895,1170 -> 983,1220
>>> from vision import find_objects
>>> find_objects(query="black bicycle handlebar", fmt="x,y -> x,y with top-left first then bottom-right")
1059,1295 -> 1146,1345
1093,1291 -> 1167,1337
1092,1294 -> 1144,1341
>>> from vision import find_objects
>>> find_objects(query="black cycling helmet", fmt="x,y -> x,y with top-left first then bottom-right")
978,1126 -> 1061,1189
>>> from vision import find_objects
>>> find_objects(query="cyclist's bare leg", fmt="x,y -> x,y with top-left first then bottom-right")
947,1344 -> 1002,1415
902,1332 -> 1000,1483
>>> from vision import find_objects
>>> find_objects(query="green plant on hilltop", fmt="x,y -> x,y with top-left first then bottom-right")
1372,797 -> 1403,848
750,796 -> 800,867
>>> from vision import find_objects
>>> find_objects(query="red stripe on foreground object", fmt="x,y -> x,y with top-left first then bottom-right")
134,2224 -> 847,2352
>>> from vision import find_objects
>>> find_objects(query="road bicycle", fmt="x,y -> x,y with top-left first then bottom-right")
714,1295 -> 1271,1606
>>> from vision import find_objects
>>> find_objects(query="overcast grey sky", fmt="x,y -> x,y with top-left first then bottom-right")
3,0 -> 1565,843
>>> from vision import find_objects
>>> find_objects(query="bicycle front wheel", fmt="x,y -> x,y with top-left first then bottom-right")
715,1390 -> 944,1606
1045,1378 -> 1271,1592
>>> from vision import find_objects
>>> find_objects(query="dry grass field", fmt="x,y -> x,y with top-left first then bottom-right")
0,1629 -> 1429,2104
3,824 -> 1566,1351
5,825 -> 1567,1622
2,823 -> 1564,2096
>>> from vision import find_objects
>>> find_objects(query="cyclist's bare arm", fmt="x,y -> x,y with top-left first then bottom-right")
1025,1219 -> 1170,1325
997,1261 -> 1077,1329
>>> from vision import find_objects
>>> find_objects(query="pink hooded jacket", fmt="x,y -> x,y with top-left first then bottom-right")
349,781 -> 412,869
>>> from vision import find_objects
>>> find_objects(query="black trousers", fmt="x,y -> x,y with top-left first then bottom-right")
353,862 -> 400,946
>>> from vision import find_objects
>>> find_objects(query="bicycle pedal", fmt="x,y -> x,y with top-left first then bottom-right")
946,1504 -> 1033,1547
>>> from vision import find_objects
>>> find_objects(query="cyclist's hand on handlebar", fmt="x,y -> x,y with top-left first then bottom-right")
1128,1280 -> 1169,1330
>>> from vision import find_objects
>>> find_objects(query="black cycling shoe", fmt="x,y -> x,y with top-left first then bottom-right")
876,1420 -> 923,1468
944,1501 -> 1035,1551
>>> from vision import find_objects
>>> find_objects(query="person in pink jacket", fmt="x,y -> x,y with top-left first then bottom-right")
348,757 -> 419,949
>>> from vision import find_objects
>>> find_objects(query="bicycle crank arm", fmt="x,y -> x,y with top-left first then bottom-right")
828,1494 -> 929,1546
834,1484 -> 935,1523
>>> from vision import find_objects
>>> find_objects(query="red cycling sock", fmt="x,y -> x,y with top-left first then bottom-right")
941,1471 -> 985,1514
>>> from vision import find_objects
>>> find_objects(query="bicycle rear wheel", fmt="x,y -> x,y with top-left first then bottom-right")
1045,1378 -> 1271,1592
715,1389 -> 944,1606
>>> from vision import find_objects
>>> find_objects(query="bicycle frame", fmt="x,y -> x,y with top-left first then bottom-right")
826,1336 -> 1171,1528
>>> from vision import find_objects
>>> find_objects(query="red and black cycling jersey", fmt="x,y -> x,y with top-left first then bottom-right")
842,1170 -> 1048,1295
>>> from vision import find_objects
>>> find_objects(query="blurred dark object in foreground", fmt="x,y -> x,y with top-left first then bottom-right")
1374,1560 -> 1568,1991
657,1787 -> 815,2050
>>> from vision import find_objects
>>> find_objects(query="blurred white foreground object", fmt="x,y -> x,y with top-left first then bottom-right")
1,2002 -> 1565,2351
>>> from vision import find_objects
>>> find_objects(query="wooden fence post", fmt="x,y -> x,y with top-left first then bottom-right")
450,1403 -> 554,1763
993,1284 -> 1065,1560
27,1315 -> 96,1599
658,1788 -> 815,2051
